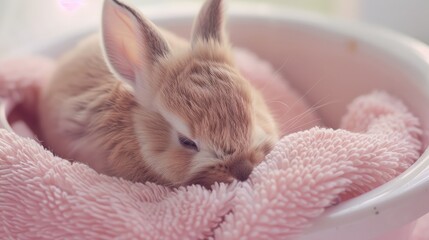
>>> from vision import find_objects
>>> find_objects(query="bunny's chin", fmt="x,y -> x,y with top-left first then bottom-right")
184,168 -> 250,189
186,175 -> 235,190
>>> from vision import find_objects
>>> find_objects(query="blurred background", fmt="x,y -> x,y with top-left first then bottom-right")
1,0 -> 429,56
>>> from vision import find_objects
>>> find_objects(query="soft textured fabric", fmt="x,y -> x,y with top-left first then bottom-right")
0,51 -> 424,239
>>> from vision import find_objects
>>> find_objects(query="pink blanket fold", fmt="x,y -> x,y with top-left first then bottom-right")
0,52 -> 423,239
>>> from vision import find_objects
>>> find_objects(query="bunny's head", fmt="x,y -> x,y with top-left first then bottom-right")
101,0 -> 278,188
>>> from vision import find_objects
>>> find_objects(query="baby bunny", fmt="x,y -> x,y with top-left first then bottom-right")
38,0 -> 279,188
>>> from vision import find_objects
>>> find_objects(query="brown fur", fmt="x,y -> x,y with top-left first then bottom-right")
38,0 -> 278,188
191,0 -> 225,44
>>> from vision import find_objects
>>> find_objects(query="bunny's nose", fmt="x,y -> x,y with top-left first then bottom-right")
229,160 -> 253,181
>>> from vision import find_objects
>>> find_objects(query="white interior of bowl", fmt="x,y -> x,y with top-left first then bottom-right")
3,3 -> 429,240
0,101 -> 11,131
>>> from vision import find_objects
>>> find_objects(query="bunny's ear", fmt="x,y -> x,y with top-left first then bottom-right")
101,0 -> 170,86
191,0 -> 226,45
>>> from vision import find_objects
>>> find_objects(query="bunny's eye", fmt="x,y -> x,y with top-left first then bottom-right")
178,134 -> 199,152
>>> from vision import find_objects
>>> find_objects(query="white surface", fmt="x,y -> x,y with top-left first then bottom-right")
1,0 -> 429,55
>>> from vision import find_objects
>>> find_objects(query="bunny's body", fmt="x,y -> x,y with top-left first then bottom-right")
39,0 -> 278,188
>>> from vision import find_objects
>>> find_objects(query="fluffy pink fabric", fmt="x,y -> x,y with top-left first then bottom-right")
0,51 -> 424,239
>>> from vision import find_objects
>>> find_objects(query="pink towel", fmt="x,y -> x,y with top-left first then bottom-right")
0,50 -> 424,239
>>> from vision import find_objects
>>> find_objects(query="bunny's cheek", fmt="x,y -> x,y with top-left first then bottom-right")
158,148 -> 194,182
